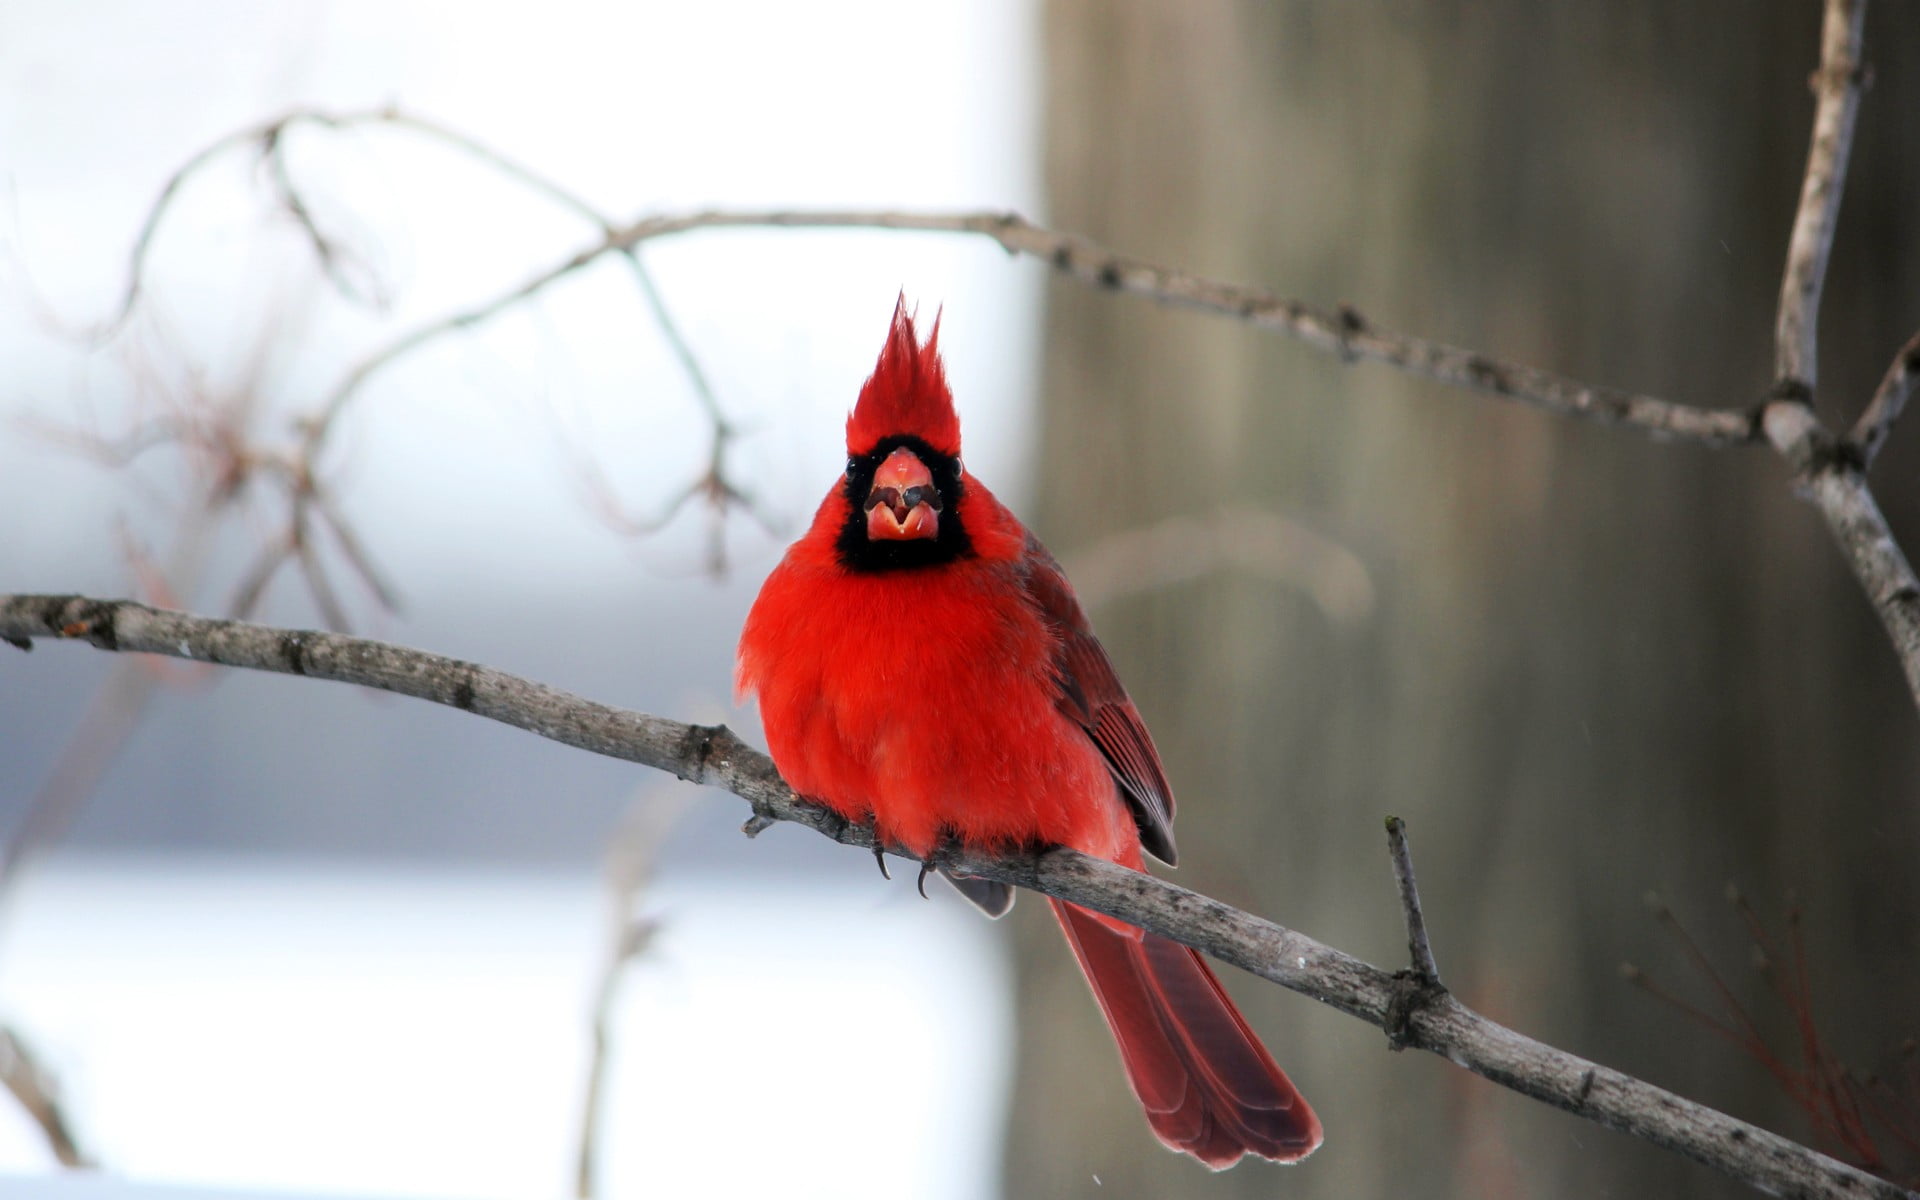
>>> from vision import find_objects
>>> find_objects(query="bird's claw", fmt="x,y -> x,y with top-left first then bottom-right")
916,858 -> 936,900
872,843 -> 891,881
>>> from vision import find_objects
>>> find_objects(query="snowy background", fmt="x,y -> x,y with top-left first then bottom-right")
1,2 -> 1043,1197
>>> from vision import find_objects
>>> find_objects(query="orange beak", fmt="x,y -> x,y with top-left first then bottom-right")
864,446 -> 942,541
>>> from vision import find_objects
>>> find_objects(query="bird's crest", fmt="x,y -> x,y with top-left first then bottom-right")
846,297 -> 960,456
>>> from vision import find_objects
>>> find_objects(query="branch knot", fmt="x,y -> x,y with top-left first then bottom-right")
46,597 -> 119,651
678,722 -> 724,786
1769,377 -> 1815,409
1383,969 -> 1447,1051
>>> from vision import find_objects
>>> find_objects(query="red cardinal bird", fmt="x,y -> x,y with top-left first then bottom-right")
736,300 -> 1321,1168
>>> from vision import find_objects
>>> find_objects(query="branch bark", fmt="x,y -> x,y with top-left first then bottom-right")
0,1025 -> 92,1169
306,205 -> 1758,457
2,593 -> 1910,1200
1850,328 -> 1920,469
1384,816 -> 1441,985
1755,0 -> 1920,708
88,105 -> 1751,453
1774,0 -> 1867,389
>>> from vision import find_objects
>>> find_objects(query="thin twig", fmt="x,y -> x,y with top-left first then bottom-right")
310,489 -> 403,613
228,534 -> 293,620
1629,896 -> 1788,1106
1850,329 -> 1920,468
1774,0 -> 1868,390
575,794 -> 684,1200
263,125 -> 383,310
1631,892 -> 1920,1184
619,249 -> 728,435
2,594 -> 1911,1200
0,1025 -> 93,1169
294,526 -> 352,634
87,114 -> 296,341
85,104 -> 752,595
1384,817 -> 1441,984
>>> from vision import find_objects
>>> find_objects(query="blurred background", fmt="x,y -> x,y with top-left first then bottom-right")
3,3 -> 1918,1199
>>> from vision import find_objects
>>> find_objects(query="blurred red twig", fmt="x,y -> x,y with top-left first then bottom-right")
1625,890 -> 1919,1187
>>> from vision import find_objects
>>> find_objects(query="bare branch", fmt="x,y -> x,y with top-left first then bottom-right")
310,489 -> 403,614
87,114 -> 291,342
1851,330 -> 1920,469
1774,0 -> 1868,390
228,534 -> 294,621
1760,402 -> 1920,710
0,1025 -> 93,1169
369,109 -> 610,230
1745,0 -> 1920,711
2,593 -> 1911,1200
576,793 -> 684,1200
95,106 -> 1753,450
620,249 -> 728,436
1800,464 -> 1920,702
294,526 -> 353,634
301,208 -> 1757,462
89,106 -> 590,343
262,125 -> 386,311
82,104 -> 752,578
1384,817 -> 1441,985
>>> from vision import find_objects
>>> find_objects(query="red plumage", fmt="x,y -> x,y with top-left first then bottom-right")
736,299 -> 1321,1168
844,307 -> 961,458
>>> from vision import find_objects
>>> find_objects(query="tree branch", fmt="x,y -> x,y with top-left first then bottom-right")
1766,399 -> 1920,700
1752,0 -> 1920,709
1774,0 -> 1867,390
305,205 -> 1756,457
1,593 -> 1910,1200
1850,329 -> 1920,469
0,1025 -> 92,1169
1385,816 -> 1442,985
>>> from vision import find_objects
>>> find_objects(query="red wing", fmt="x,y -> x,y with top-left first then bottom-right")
1022,533 -> 1178,865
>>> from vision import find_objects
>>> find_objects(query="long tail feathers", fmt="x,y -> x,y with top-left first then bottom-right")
1051,899 -> 1323,1169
